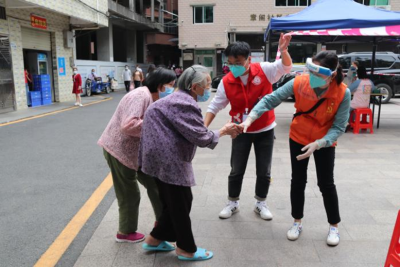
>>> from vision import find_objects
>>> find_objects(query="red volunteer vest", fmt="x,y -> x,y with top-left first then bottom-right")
290,74 -> 347,146
223,63 -> 275,132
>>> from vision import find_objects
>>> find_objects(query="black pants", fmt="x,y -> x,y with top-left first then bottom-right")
150,179 -> 196,253
134,81 -> 141,88
124,81 -> 130,92
289,138 -> 341,225
228,129 -> 274,201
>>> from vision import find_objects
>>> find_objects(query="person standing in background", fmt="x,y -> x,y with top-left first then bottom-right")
72,67 -> 83,106
122,65 -> 132,93
133,68 -> 144,89
25,69 -> 32,106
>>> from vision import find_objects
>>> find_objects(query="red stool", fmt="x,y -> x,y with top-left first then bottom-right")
349,108 -> 373,134
385,210 -> 400,267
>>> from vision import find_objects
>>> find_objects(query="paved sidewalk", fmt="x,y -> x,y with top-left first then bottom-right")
74,97 -> 400,267
0,93 -> 114,125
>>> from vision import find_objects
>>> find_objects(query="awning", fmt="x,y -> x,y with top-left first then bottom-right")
290,25 -> 400,37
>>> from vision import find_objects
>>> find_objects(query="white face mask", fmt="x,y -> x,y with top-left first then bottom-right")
73,71 -> 77,74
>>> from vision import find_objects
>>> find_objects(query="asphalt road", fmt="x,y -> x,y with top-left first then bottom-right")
0,91 -> 126,266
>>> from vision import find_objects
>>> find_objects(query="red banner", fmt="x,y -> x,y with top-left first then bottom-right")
31,14 -> 47,30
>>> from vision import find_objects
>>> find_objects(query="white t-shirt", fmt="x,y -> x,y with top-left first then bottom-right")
123,69 -> 132,81
207,60 -> 291,133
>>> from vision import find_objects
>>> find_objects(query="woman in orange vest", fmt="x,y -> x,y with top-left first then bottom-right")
241,51 -> 350,246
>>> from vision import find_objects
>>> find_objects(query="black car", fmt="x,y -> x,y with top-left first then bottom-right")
339,52 -> 400,103
211,74 -> 226,92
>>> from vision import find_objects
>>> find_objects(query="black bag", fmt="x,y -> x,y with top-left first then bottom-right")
292,98 -> 326,121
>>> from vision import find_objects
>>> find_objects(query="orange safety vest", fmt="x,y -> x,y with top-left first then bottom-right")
223,63 -> 275,132
290,74 -> 347,146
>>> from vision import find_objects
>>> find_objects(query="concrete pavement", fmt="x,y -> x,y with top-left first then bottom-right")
73,96 -> 400,267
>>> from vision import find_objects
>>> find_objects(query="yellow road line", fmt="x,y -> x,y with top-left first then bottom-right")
34,173 -> 113,267
0,97 -> 112,127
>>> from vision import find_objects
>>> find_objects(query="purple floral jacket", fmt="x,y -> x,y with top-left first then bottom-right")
139,90 -> 219,187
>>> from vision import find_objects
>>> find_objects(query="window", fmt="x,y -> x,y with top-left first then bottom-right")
193,6 -> 213,24
355,56 -> 372,69
275,0 -> 311,6
0,6 -> 6,20
376,55 -> 395,68
354,0 -> 389,6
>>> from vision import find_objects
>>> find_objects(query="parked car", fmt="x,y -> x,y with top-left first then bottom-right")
272,64 -> 305,99
338,52 -> 400,103
211,74 -> 226,92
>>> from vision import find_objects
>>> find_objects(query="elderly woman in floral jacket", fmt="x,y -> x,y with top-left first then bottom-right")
140,65 -> 241,261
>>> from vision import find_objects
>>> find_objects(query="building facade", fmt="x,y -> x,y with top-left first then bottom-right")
178,0 -> 395,78
0,0 -> 108,114
74,0 -> 179,90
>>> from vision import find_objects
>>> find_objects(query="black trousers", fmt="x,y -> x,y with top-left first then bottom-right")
124,81 -> 130,92
134,81 -> 141,88
150,179 -> 197,253
228,129 -> 274,201
289,138 -> 341,225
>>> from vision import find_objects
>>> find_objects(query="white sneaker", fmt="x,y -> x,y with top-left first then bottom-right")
79,103 -> 83,107
287,222 -> 302,241
327,226 -> 340,246
254,201 -> 273,220
74,102 -> 79,106
219,201 -> 239,219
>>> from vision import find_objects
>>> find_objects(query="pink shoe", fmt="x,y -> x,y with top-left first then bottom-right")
116,232 -> 145,243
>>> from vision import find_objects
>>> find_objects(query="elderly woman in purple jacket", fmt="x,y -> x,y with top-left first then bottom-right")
140,65 -> 240,261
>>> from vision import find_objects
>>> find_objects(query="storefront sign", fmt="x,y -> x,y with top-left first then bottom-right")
58,57 -> 66,76
251,14 -> 283,21
31,14 -> 47,29
37,53 -> 47,61
183,53 -> 193,61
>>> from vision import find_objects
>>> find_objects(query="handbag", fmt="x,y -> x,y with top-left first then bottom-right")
292,98 -> 326,121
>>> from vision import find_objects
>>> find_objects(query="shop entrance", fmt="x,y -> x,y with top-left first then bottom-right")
195,50 -> 215,78
0,34 -> 15,114
21,27 -> 54,106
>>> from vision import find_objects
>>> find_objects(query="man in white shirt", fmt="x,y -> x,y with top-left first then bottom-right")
122,65 -> 132,92
204,35 -> 292,220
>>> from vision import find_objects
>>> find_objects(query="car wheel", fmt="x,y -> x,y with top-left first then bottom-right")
376,83 -> 392,104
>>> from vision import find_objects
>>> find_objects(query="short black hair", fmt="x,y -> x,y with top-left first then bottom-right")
313,51 -> 344,85
143,68 -> 176,93
224,41 -> 251,59
357,66 -> 368,79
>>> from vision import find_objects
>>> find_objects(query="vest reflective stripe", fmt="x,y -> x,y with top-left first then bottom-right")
290,74 -> 347,146
223,63 -> 275,132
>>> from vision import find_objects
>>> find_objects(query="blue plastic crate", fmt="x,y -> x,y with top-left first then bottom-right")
41,98 -> 52,105
40,87 -> 51,92
41,92 -> 52,98
29,91 -> 42,100
31,100 -> 42,107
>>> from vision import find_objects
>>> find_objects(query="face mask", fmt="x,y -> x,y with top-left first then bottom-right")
159,86 -> 174,98
73,71 -> 77,74
309,73 -> 329,89
228,58 -> 249,78
197,88 -> 211,102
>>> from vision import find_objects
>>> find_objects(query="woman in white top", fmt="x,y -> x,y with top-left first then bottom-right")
348,66 -> 375,121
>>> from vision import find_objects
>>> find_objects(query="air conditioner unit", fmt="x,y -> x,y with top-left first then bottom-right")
377,5 -> 391,10
63,31 -> 74,48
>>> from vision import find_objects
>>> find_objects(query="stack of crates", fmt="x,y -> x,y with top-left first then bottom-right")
33,75 -> 52,105
29,91 -> 42,107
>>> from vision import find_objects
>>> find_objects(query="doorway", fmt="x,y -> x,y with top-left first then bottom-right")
0,34 -> 15,114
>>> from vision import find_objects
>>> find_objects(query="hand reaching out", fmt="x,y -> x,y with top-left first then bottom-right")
278,32 -> 292,52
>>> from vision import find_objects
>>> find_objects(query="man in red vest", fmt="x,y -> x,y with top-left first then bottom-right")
204,34 -> 292,220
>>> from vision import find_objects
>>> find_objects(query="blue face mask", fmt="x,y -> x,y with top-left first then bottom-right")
309,73 -> 329,89
197,88 -> 211,102
228,58 -> 249,78
159,86 -> 174,98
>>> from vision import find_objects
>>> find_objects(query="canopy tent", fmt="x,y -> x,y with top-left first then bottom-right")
264,0 -> 400,73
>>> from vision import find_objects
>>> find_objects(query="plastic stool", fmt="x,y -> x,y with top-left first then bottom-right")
349,108 -> 373,134
385,210 -> 400,267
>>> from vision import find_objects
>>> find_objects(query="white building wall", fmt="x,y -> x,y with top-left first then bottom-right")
179,0 -> 318,50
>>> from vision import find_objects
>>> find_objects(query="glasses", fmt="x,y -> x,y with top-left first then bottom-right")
188,66 -> 197,89
224,57 -> 249,67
